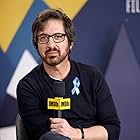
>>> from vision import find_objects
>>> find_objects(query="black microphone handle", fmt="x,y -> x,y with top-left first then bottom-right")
58,110 -> 62,118
53,81 -> 65,118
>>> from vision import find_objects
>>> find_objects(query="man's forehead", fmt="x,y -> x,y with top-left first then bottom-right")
39,19 -> 65,34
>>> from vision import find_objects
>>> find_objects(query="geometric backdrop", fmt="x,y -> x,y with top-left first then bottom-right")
0,1 -> 140,140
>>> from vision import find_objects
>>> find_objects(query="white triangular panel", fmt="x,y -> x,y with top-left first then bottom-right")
6,49 -> 38,99
0,126 -> 16,140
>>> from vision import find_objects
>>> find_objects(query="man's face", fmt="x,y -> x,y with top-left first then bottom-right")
37,19 -> 73,66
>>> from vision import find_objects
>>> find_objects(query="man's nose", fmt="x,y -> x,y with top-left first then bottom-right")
47,37 -> 55,47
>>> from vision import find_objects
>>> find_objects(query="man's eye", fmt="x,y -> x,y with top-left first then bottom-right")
54,34 -> 63,39
40,36 -> 47,41
56,35 -> 62,39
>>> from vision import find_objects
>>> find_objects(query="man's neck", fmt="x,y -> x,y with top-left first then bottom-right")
43,59 -> 71,81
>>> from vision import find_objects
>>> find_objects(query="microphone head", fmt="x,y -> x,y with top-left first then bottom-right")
53,81 -> 65,97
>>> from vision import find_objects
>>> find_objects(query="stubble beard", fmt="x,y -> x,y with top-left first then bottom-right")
40,47 -> 70,67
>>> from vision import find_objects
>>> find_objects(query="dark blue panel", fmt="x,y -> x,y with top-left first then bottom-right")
0,49 -> 14,110
72,0 -> 125,74
0,95 -> 18,127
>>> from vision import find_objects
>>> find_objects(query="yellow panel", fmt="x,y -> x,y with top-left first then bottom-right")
43,0 -> 87,20
0,0 -> 33,52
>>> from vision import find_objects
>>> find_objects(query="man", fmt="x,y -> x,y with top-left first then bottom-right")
17,9 -> 120,140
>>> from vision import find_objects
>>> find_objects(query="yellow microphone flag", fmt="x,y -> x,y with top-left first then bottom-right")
48,98 -> 71,110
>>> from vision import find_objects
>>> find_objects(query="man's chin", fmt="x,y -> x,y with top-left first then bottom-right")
44,59 -> 60,67
47,62 -> 58,67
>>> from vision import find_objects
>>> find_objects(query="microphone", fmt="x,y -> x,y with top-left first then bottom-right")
47,81 -> 71,118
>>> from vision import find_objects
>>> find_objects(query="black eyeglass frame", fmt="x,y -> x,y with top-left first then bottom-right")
37,33 -> 67,44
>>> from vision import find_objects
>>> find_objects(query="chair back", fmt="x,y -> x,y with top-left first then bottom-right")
16,114 -> 29,140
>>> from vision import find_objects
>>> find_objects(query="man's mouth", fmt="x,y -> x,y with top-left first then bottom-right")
45,50 -> 59,56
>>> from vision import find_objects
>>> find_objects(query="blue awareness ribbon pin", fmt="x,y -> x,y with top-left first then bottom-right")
71,77 -> 80,95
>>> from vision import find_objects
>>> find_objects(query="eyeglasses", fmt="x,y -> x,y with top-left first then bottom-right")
37,33 -> 67,44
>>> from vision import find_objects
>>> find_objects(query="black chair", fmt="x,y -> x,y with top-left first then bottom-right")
16,114 -> 29,140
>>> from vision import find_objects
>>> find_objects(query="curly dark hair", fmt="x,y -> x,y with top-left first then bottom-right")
32,8 -> 75,48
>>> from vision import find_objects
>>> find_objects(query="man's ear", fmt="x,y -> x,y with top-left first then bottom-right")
70,42 -> 74,50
